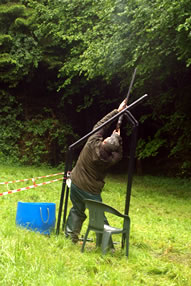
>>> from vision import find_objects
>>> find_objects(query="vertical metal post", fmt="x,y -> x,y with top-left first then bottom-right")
62,149 -> 73,231
125,124 -> 138,215
56,150 -> 72,235
122,111 -> 138,248
62,186 -> 70,230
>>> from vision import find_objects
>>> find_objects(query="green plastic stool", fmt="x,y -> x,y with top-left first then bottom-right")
81,199 -> 130,257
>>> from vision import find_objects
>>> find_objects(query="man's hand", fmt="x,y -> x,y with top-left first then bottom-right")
113,129 -> 120,136
117,99 -> 127,112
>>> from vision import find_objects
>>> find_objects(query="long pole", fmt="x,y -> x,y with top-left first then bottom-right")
122,111 -> 138,248
56,150 -> 72,234
116,68 -> 137,131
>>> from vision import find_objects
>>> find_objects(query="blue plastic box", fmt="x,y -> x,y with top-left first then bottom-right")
16,202 -> 56,235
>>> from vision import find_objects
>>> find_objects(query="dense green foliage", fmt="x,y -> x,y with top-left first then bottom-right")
0,0 -> 191,176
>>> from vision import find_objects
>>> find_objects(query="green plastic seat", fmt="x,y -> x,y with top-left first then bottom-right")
81,199 -> 130,257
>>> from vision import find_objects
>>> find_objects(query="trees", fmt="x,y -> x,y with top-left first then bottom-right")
0,2 -> 37,164
0,2 -> 41,86
0,0 -> 190,176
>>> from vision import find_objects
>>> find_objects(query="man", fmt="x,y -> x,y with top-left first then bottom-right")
65,99 -> 127,243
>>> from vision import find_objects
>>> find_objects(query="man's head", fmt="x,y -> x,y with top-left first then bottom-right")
102,132 -> 120,153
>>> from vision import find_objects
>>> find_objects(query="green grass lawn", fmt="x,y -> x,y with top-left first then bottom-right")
0,164 -> 191,285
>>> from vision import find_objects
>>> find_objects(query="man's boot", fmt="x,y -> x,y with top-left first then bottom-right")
65,209 -> 86,243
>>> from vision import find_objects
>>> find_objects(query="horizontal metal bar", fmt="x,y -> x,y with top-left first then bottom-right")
69,94 -> 148,150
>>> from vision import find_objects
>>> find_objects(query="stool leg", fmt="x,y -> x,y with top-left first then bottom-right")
81,228 -> 90,252
101,232 -> 111,254
125,232 -> 129,257
96,233 -> 102,247
125,220 -> 130,257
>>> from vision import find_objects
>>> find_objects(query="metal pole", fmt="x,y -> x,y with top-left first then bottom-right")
122,111 -> 138,248
56,150 -> 72,234
62,186 -> 70,231
124,114 -> 138,215
116,68 -> 137,130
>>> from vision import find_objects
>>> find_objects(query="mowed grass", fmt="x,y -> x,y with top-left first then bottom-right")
0,164 -> 191,286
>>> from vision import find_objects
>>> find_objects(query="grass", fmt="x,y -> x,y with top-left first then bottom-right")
0,164 -> 191,285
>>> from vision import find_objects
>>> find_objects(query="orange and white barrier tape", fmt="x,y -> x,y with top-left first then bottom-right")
0,178 -> 63,196
0,172 -> 64,185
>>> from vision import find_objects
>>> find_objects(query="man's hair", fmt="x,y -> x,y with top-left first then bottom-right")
102,133 -> 120,153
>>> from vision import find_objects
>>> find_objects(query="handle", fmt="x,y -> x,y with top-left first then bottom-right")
40,207 -> 50,224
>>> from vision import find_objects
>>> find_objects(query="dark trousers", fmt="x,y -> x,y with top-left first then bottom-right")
65,183 -> 108,242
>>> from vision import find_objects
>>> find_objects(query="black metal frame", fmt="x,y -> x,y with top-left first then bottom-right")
56,94 -> 148,235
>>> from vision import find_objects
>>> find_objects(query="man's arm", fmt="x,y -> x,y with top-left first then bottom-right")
93,109 -> 118,134
92,99 -> 127,134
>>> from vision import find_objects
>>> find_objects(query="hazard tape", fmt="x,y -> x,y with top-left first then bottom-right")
0,172 -> 65,185
0,178 -> 63,196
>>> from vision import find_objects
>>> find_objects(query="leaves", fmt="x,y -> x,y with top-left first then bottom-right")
0,2 -> 41,86
0,0 -> 191,175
